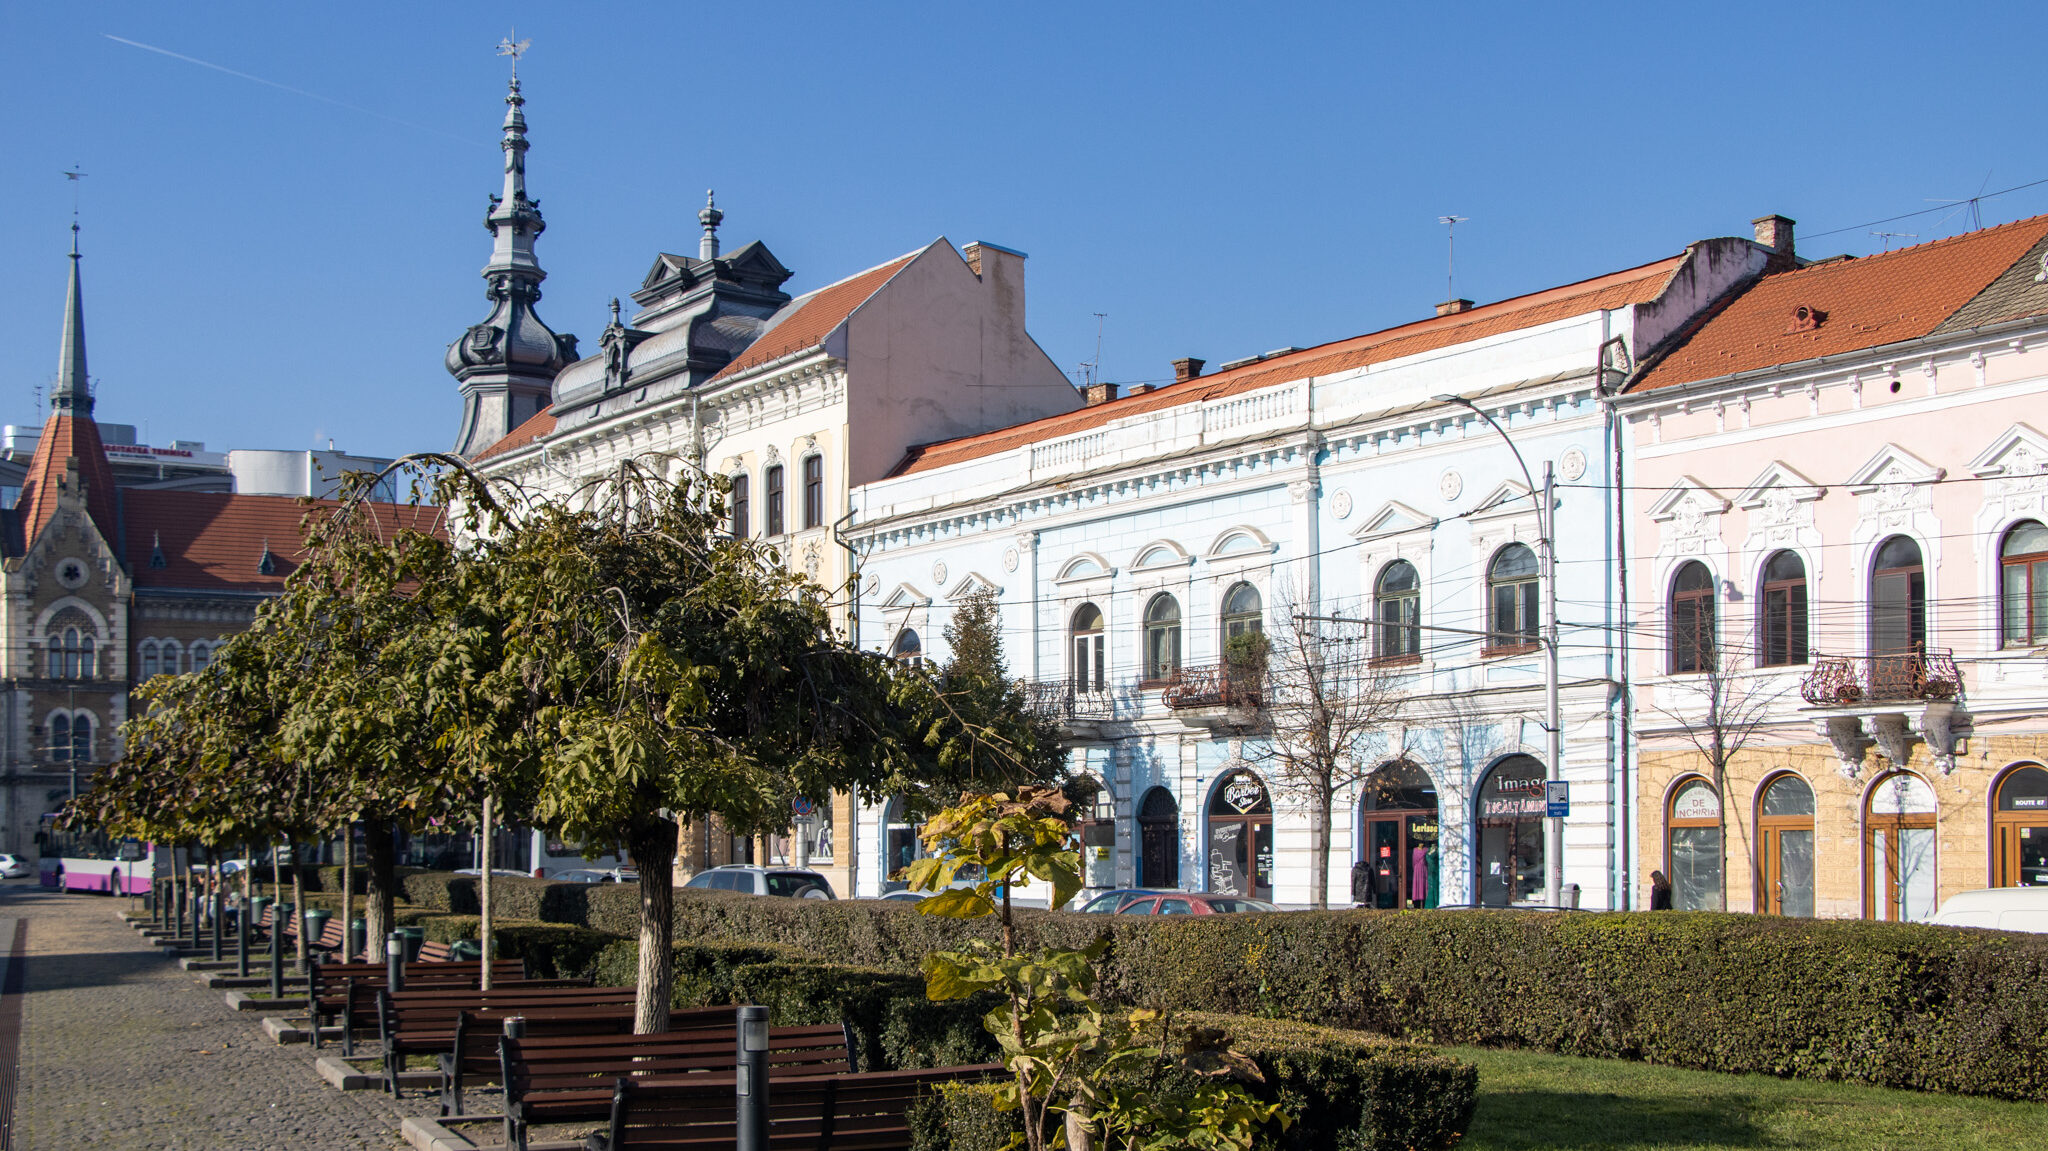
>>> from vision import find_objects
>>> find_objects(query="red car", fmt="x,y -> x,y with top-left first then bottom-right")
1113,893 -> 1278,915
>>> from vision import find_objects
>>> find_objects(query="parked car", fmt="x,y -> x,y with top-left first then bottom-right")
874,889 -> 929,902
552,868 -> 629,884
682,865 -> 836,899
1075,888 -> 1175,914
1930,887 -> 2048,933
453,867 -> 533,878
0,854 -> 29,879
1114,893 -> 1278,915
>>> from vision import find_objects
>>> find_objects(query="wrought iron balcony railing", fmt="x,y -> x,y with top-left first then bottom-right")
1161,663 -> 1265,711
1799,645 -> 1961,707
1021,678 -> 1118,722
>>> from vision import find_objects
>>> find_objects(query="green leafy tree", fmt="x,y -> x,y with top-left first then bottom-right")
911,787 -> 1284,1151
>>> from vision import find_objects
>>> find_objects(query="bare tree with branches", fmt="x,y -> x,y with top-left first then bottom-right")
1255,587 -> 1416,910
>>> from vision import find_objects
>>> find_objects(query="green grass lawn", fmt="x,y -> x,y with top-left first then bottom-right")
1450,1047 -> 2048,1151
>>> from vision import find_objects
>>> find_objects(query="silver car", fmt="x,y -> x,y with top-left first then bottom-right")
682,865 -> 835,899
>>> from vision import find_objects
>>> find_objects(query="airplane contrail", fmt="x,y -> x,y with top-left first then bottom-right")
103,34 -> 481,146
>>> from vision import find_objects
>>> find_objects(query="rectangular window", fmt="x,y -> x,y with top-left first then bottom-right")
802,456 -> 824,530
1763,582 -> 1809,666
765,466 -> 785,536
730,475 -> 750,539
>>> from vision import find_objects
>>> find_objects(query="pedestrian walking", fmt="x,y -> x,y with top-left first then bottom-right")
1649,870 -> 1673,910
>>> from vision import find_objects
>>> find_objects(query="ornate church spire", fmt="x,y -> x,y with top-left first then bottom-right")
54,219 -> 92,416
448,38 -> 576,459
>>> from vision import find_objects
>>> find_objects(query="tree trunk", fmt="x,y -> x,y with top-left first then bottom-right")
290,849 -> 307,974
479,797 -> 494,990
1310,785 -> 1333,911
339,824 -> 354,963
629,820 -> 678,1034
363,816 -> 395,963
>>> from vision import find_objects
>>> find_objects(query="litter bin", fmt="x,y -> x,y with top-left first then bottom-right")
302,908 -> 332,948
448,939 -> 483,961
349,917 -> 367,959
249,895 -> 274,934
398,926 -> 426,962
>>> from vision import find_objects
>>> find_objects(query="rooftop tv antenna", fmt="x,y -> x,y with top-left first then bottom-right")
1871,231 -> 1917,252
1438,215 -> 1468,302
1928,171 -> 1993,232
1077,312 -> 1107,387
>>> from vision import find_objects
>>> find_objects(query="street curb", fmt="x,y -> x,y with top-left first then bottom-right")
227,989 -> 306,1012
202,974 -> 302,990
315,1055 -> 437,1091
402,1116 -> 579,1151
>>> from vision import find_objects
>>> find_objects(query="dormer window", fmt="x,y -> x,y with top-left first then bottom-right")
1790,305 -> 1827,333
257,542 -> 276,576
149,532 -> 167,570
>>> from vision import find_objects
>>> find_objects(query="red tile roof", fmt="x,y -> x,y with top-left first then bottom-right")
122,490 -> 447,593
16,414 -> 120,547
1630,214 -> 2048,392
708,253 -> 917,382
472,408 -> 557,463
890,255 -> 1687,477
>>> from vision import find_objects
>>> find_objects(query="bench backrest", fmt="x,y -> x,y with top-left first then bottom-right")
600,1064 -> 999,1151
380,985 -> 630,1038
340,969 -> 554,1027
448,1004 -> 735,1079
506,1022 -> 854,1096
312,958 -> 525,1002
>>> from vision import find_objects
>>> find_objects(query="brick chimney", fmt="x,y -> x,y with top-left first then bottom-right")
1435,299 -> 1474,317
1172,357 -> 1205,383
1083,382 -> 1119,405
1752,215 -> 1796,259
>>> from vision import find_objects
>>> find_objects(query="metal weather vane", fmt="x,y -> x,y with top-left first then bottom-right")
497,30 -> 531,76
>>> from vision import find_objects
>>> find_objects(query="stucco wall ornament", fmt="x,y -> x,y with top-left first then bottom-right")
1330,489 -> 1353,520
1921,701 -> 1963,774
1559,447 -> 1587,482
1438,470 -> 1463,502
1870,712 -> 1916,770
931,560 -> 948,587
1820,716 -> 1870,779
1002,546 -> 1020,573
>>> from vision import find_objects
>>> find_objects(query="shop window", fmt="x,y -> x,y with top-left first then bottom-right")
1143,594 -> 1181,684
1993,763 -> 2048,887
1757,774 -> 1815,916
1870,536 -> 1926,655
1356,760 -> 1438,909
1759,550 -> 1810,667
881,797 -> 924,893
1070,603 -> 1105,691
1485,545 -> 1539,655
2000,521 -> 2048,647
1668,561 -> 1716,674
1865,772 -> 1937,922
1666,778 -> 1723,910
1137,786 -> 1179,889
1375,561 -> 1421,663
1207,770 -> 1272,899
891,629 -> 924,669
1220,582 -> 1263,641
729,474 -> 750,539
764,465 -> 786,536
802,455 -> 825,530
1075,777 -> 1117,890
1475,755 -> 1547,906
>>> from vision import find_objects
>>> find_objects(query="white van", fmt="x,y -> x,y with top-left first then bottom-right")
1929,887 -> 2048,933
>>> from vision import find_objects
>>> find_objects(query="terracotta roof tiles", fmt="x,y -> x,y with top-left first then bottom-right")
122,490 -> 446,593
16,414 -> 120,548
472,408 -> 557,463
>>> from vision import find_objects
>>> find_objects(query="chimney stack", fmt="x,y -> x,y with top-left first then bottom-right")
1083,382 -> 1119,406
1172,357 -> 1205,383
1435,299 -> 1474,317
1752,214 -> 1796,259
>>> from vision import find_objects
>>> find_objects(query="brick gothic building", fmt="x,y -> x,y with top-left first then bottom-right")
2,230 -> 422,859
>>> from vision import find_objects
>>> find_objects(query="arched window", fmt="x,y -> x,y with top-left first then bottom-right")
1137,786 -> 1180,889
1143,594 -> 1181,683
764,465 -> 786,536
1476,755 -> 1547,906
139,640 -> 160,681
1358,760 -> 1439,909
1666,778 -> 1723,910
1759,550 -> 1810,667
1070,603 -> 1105,691
1865,772 -> 1936,922
50,627 -> 95,681
802,455 -> 825,530
70,713 -> 92,763
1757,774 -> 1815,916
1207,770 -> 1272,899
1668,562 -> 1716,673
190,642 -> 212,671
47,714 -> 70,762
2001,521 -> 2048,647
1992,763 -> 2048,887
891,629 -> 924,669
1486,544 -> 1539,654
44,636 -> 59,679
1870,536 -> 1926,656
1221,582 -> 1262,643
78,633 -> 95,680
729,474 -> 750,539
162,640 -> 184,674
1375,561 -> 1421,663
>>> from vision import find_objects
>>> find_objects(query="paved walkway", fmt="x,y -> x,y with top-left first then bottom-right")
3,885 -> 425,1150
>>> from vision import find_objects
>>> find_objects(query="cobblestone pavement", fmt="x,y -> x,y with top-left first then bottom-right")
5,885 -> 431,1150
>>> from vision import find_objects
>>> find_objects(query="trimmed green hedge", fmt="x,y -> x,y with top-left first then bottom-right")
905,1014 -> 1476,1151
588,939 -> 815,1006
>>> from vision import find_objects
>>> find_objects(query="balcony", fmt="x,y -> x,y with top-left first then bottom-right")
1799,646 -> 1961,707
1022,678 -> 1119,738
1161,663 -> 1264,730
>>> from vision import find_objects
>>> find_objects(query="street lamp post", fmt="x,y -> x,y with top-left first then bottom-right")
1434,394 -> 1564,908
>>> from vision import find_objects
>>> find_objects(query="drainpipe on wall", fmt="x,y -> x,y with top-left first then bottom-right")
1598,336 -> 1634,910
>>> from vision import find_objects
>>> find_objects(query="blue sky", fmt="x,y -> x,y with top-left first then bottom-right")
3,3 -> 2046,459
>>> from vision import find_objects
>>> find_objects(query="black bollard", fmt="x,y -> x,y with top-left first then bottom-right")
211,892 -> 223,962
386,932 -> 406,998
236,898 -> 250,978
191,886 -> 202,949
737,1005 -> 770,1151
269,925 -> 285,1001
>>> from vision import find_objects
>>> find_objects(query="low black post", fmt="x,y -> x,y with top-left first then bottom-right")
268,925 -> 285,1001
173,883 -> 185,943
236,897 -> 250,978
210,891 -> 223,961
386,932 -> 406,998
737,1005 -> 769,1151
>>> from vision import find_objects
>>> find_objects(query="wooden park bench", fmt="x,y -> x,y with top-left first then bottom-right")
307,958 -> 529,1055
498,1022 -> 859,1149
584,1063 -> 1001,1151
377,985 -> 630,1097
438,1004 -> 735,1117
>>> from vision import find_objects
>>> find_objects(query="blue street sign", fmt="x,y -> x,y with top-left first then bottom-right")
1545,781 -> 1569,819
792,796 -> 817,819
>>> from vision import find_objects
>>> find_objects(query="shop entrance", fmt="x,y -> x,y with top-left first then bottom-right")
1994,764 -> 2048,887
1207,770 -> 1273,900
1137,787 -> 1180,889
1356,760 -> 1439,908
1475,755 -> 1548,907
